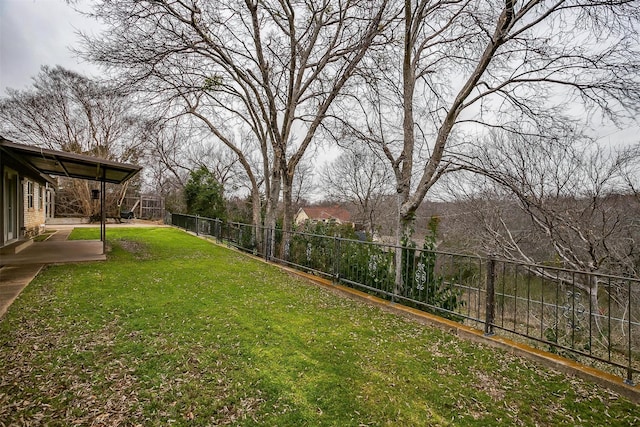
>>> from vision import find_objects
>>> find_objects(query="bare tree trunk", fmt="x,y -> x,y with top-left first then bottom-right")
394,193 -> 414,297
394,212 -> 404,297
281,172 -> 294,258
264,169 -> 281,258
251,187 -> 262,249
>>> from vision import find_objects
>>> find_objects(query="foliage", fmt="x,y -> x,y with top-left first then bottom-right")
287,221 -> 357,273
289,220 -> 396,292
227,221 -> 259,254
294,220 -> 358,240
287,218 -> 462,317
402,217 -> 464,318
0,65 -> 146,217
202,74 -> 223,92
0,227 -> 637,426
340,239 -> 394,295
184,166 -> 226,220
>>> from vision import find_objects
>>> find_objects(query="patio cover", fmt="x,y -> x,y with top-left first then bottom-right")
1,138 -> 142,254
0,138 -> 141,184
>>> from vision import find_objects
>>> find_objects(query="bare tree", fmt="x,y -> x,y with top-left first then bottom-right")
619,143 -> 640,201
336,0 -> 640,291
142,114 -> 264,217
0,65 -> 147,216
80,0 -> 391,242
292,157 -> 316,208
463,134 -> 640,277
320,145 -> 394,235
449,133 -> 640,345
145,120 -> 191,190
0,66 -> 144,161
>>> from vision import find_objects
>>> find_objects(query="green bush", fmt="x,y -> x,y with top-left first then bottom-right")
288,218 -> 462,319
287,221 -> 355,273
401,217 -> 464,319
184,166 -> 226,220
339,240 -> 394,295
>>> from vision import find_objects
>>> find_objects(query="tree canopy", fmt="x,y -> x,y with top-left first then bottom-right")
184,166 -> 226,220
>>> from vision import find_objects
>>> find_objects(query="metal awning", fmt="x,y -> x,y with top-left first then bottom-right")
0,138 -> 142,184
1,137 -> 143,255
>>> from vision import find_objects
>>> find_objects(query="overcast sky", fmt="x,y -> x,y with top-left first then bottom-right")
0,0 -> 100,93
0,0 -> 638,147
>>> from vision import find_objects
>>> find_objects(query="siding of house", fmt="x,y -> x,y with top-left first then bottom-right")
294,210 -> 310,224
295,206 -> 352,226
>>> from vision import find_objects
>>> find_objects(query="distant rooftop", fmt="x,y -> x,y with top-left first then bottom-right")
297,205 -> 351,223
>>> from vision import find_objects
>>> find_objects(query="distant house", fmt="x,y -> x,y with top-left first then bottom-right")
295,206 -> 352,226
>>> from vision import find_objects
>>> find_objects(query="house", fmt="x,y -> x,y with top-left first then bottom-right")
1,143 -> 55,247
1,137 -> 141,252
295,205 -> 352,226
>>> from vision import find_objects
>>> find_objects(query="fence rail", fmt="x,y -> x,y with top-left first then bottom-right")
169,213 -> 640,385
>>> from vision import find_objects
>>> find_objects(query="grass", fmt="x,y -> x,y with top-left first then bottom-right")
0,227 -> 637,426
33,229 -> 57,241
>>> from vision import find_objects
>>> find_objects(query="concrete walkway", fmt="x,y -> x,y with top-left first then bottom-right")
0,264 -> 44,318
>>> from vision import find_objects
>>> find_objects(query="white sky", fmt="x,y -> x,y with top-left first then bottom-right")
0,0 -> 100,94
0,0 -> 638,148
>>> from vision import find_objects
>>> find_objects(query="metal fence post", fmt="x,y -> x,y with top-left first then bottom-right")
195,215 -> 199,236
625,279 -> 635,386
484,257 -> 496,336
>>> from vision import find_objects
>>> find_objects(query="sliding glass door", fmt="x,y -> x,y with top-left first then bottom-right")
3,168 -> 19,242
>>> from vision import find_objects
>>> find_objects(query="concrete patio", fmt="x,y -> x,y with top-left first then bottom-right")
0,227 -> 106,265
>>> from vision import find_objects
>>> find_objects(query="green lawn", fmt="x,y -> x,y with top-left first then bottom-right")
1,227 -> 637,425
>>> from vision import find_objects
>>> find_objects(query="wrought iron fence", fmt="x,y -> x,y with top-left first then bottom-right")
169,213 -> 640,385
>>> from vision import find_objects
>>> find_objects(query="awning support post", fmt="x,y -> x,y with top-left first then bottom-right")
101,169 -> 106,255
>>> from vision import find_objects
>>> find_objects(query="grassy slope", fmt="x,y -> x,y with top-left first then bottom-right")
0,227 -> 637,426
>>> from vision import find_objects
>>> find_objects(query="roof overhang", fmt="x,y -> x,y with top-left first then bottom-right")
0,138 -> 142,184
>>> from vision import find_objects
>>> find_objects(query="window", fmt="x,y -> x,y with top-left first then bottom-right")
27,181 -> 34,209
38,186 -> 44,210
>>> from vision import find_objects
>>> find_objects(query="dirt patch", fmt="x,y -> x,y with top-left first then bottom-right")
116,240 -> 151,260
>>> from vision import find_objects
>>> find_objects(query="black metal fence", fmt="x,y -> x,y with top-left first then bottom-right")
170,213 -> 640,385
